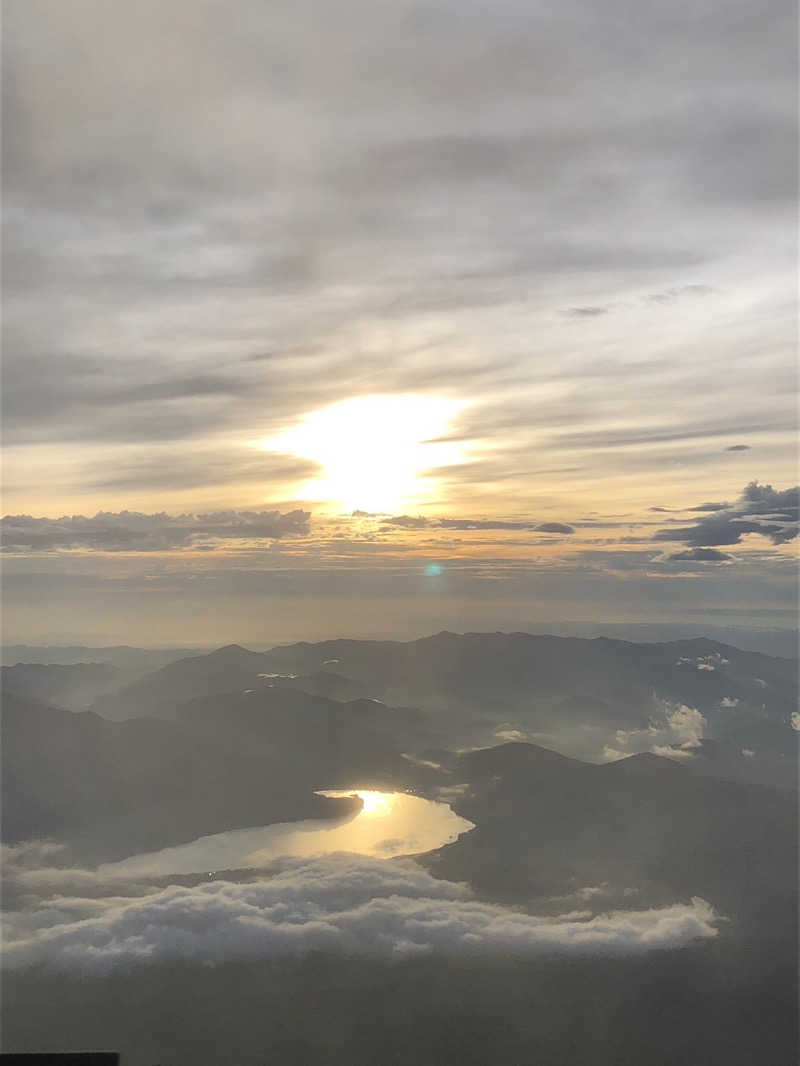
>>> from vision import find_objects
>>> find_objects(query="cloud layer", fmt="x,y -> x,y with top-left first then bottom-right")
1,510 -> 310,552
4,853 -> 719,974
3,0 -> 796,521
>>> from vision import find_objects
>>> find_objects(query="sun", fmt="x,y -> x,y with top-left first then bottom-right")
257,394 -> 467,512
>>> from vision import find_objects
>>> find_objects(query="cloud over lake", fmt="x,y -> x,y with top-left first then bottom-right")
4,853 -> 720,974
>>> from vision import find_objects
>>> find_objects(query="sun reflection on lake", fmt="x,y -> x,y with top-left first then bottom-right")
99,789 -> 474,878
321,789 -> 395,816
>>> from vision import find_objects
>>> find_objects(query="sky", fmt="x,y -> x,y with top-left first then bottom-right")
2,0 -> 797,645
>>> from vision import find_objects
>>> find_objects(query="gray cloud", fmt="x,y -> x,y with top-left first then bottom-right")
3,853 -> 720,974
2,0 -> 795,502
564,307 -> 609,318
1,350 -> 262,445
88,451 -> 318,494
554,420 -> 794,452
645,284 -> 713,305
535,522 -> 575,535
440,519 -> 539,531
383,516 -> 434,530
381,517 -> 574,533
1,510 -> 310,553
656,481 -> 799,547
668,548 -> 733,562
725,445 -> 751,452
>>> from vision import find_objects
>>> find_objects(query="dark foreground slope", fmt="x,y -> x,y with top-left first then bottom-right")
2,736 -> 796,1064
3,635 -> 796,1066
4,934 -> 795,1066
426,743 -> 796,940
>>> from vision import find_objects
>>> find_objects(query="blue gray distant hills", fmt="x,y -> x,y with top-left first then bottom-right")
6,631 -> 788,787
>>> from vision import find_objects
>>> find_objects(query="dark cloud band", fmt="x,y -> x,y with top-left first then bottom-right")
1,510 -> 311,553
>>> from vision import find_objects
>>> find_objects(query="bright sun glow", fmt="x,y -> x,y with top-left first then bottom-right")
256,394 -> 467,512
355,790 -> 394,816
319,789 -> 396,817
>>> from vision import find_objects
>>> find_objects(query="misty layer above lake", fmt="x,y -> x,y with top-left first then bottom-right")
98,791 -> 474,877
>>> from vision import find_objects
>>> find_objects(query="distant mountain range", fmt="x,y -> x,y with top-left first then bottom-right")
1,643 -> 207,671
3,631 -> 796,879
1,661 -> 121,709
5,631 -> 791,787
3,632 -> 796,874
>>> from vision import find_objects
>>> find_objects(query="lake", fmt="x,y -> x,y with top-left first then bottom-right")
99,790 -> 474,877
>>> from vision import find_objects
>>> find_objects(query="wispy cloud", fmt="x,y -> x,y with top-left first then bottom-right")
3,0 -> 795,520
381,516 -> 574,534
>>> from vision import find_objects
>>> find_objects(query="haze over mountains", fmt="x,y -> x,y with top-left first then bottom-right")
5,631 -> 796,868
9,630 -> 791,783
3,629 -> 797,1064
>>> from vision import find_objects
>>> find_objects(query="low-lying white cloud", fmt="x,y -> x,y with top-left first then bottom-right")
3,854 -> 720,974
494,726 -> 530,743
650,745 -> 696,761
676,653 -> 729,672
604,702 -> 707,762
664,705 -> 707,747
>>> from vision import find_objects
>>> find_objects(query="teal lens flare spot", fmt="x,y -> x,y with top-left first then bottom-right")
425,563 -> 443,576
